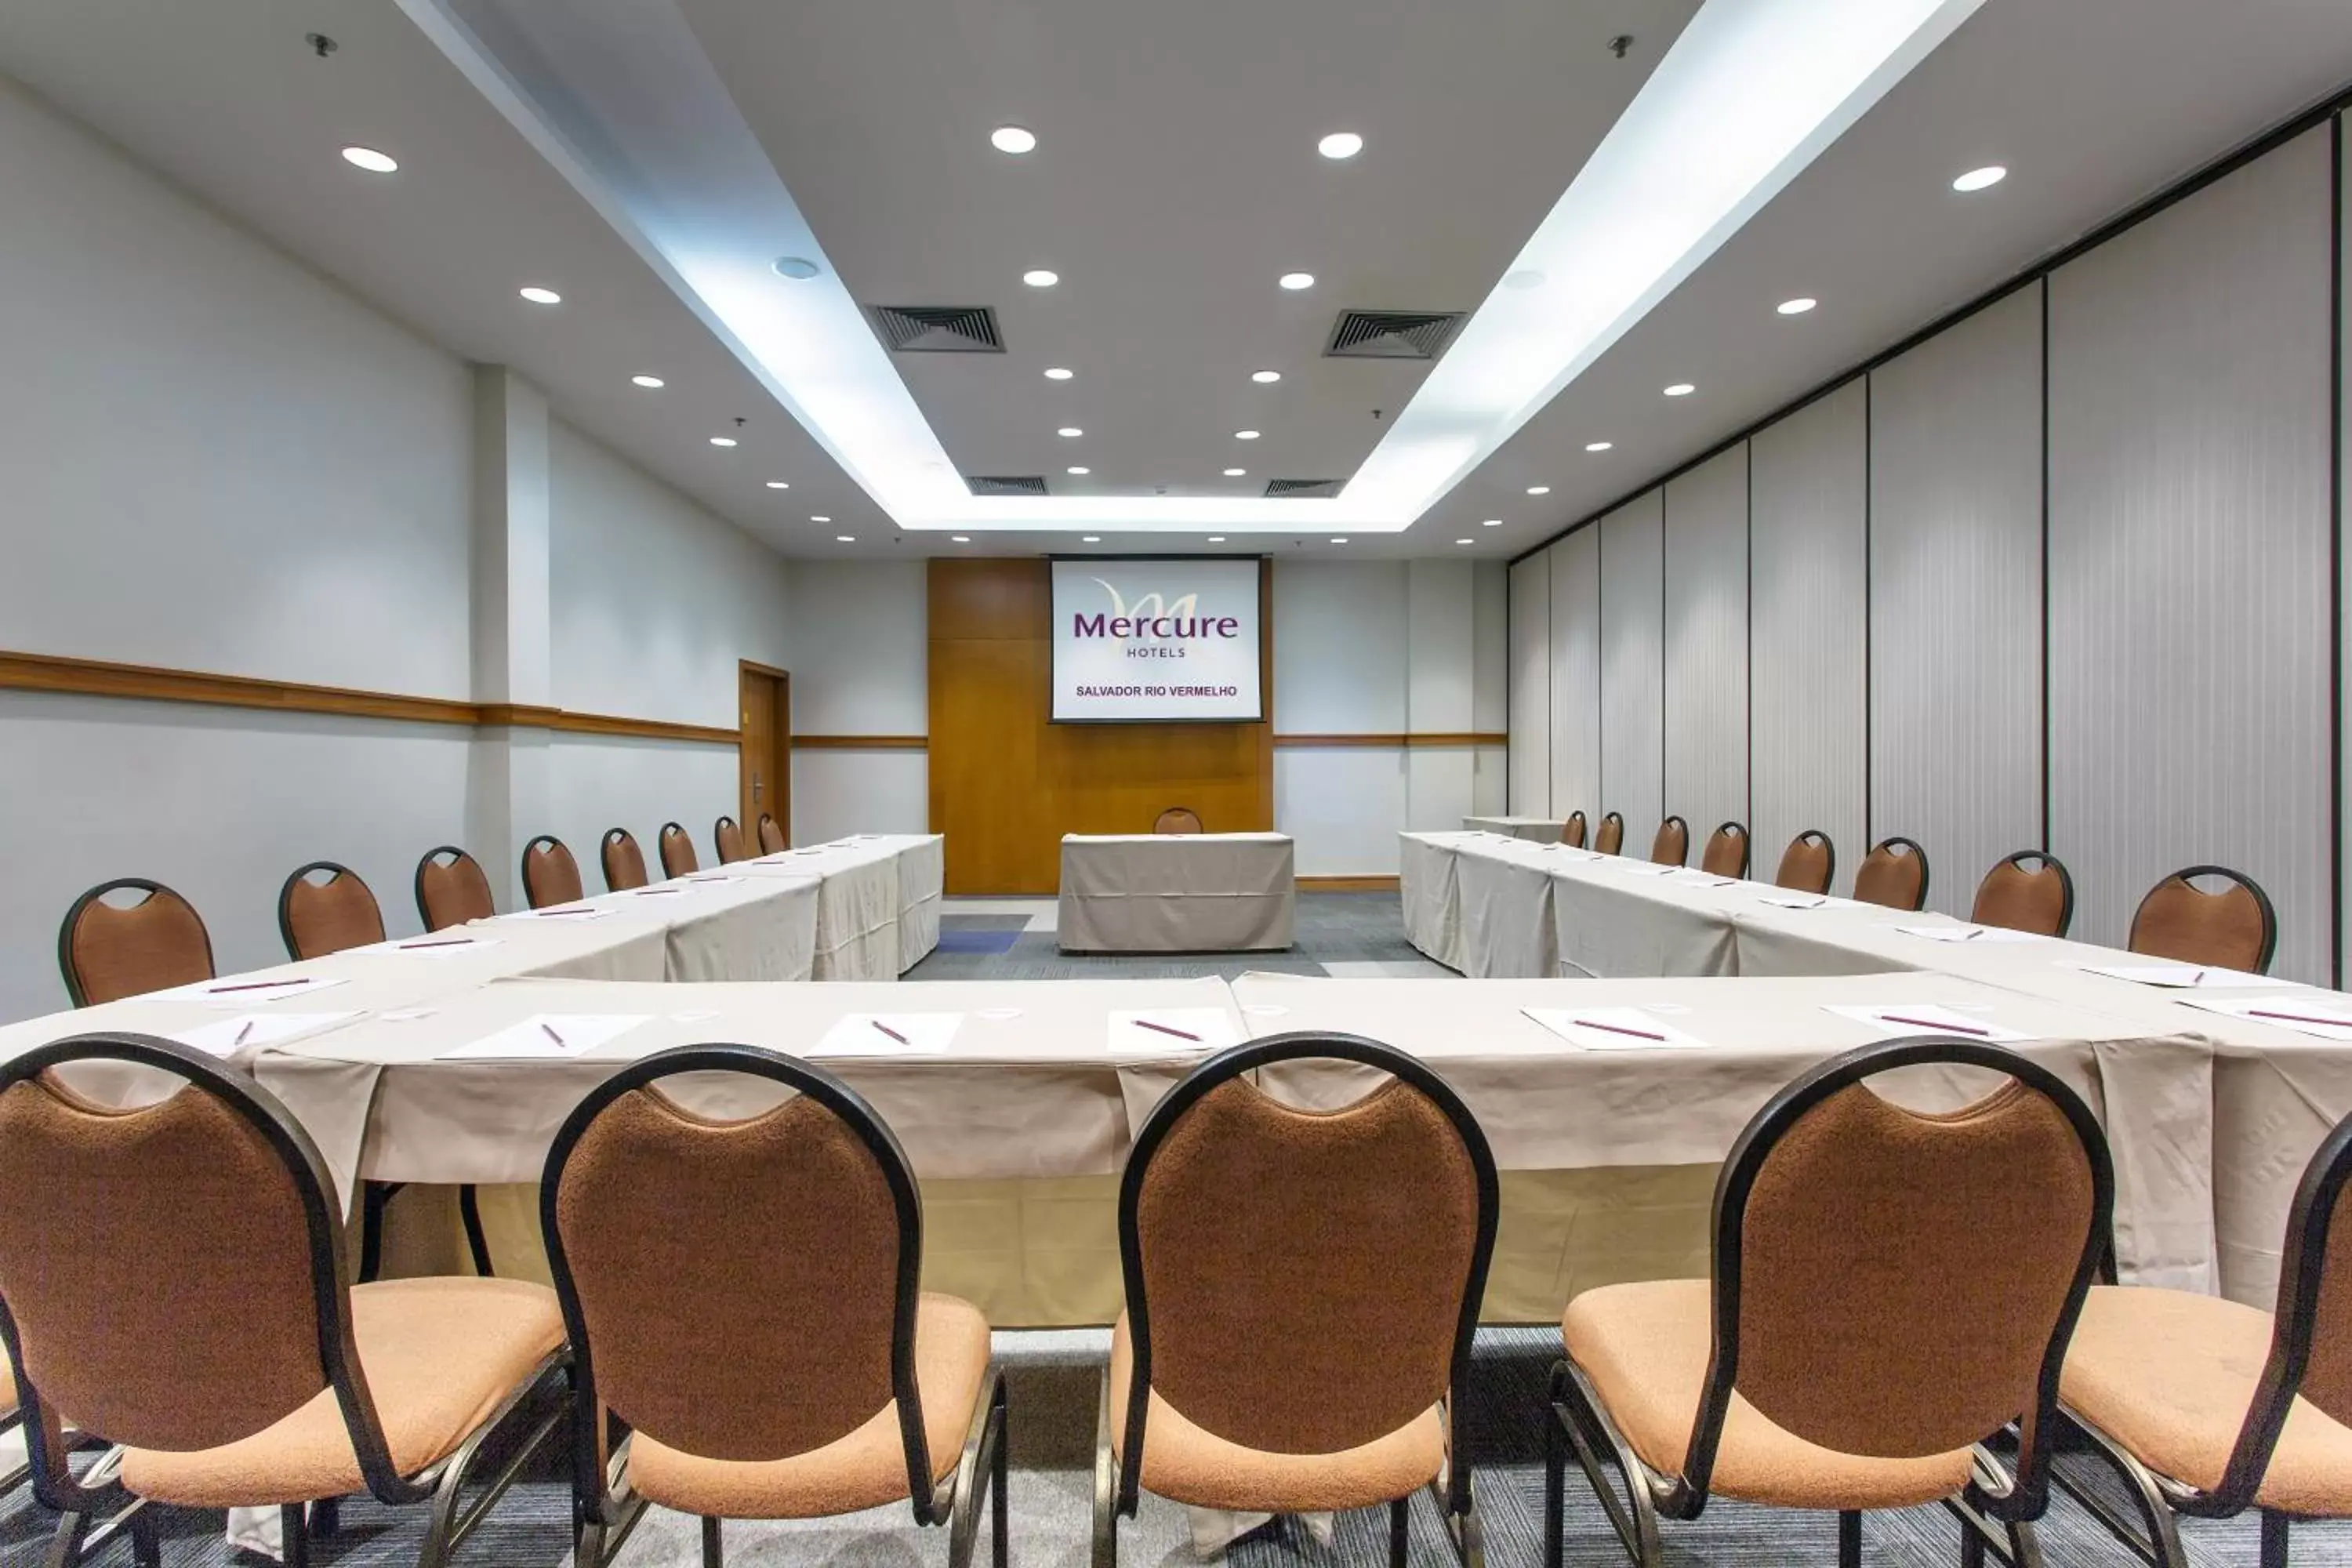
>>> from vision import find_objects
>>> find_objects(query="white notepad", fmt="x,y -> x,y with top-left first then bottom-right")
809,1013 -> 964,1058
1668,869 -> 1741,887
1612,862 -> 1678,878
512,906 -> 612,923
1107,1009 -> 1240,1057
439,1014 -> 649,1060
1522,1006 -> 1706,1051
172,1012 -> 359,1057
143,975 -> 350,1005
2176,997 -> 2352,1040
361,935 -> 503,958
1757,895 -> 1828,910
2075,964 -> 2293,989
1893,924 -> 2042,945
1820,1002 -> 2029,1043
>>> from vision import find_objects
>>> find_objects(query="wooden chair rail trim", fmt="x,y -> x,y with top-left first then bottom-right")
1,648 -> 739,746
1296,874 -> 1403,892
791,734 -> 931,750
1272,732 -> 1508,748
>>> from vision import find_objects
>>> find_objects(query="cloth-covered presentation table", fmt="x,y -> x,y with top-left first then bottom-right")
1058,833 -> 1295,953
1461,815 -> 1566,843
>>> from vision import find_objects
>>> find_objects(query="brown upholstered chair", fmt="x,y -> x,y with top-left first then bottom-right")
1700,822 -> 1748,879
1853,837 -> 1930,913
2129,865 -> 2278,975
1099,1033 -> 1497,1568
1650,815 -> 1690,867
658,822 -> 699,879
56,878 -> 214,1007
713,815 -> 748,866
414,845 -> 495,932
601,829 -> 649,893
1563,811 -> 1588,851
1595,812 -> 1625,857
1154,807 -> 1204,835
1548,1036 -> 2111,1568
0,1033 -> 564,1567
544,1044 -> 1006,1568
757,813 -> 787,855
277,862 -> 386,961
1773,830 -> 1836,896
523,834 -> 585,909
2056,1108 -> 2352,1568
1971,851 -> 2074,938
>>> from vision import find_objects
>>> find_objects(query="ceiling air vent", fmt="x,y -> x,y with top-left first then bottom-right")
1324,310 -> 1465,360
1264,478 -> 1342,498
967,474 -> 1048,496
868,304 -> 1004,353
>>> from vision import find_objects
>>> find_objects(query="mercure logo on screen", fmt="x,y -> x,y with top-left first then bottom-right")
1070,579 -> 1242,642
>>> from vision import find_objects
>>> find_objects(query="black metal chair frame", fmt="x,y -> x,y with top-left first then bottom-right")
657,822 -> 697,880
599,829 -> 646,894
0,1033 -> 561,1568
2129,863 -> 2280,975
1980,851 -> 2074,938
1652,815 -> 1690,867
1779,830 -> 1837,895
2054,1109 -> 2352,1568
1095,1032 -> 1500,1568
275,860 -> 382,962
1863,835 -> 1932,912
522,834 -> 579,910
1544,1036 -> 2114,1568
1703,821 -> 1749,878
56,878 -> 214,1009
543,1044 -> 1006,1568
412,845 -> 495,932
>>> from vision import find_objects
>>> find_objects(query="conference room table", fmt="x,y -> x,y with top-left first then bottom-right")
736,833 -> 943,978
1459,814 -> 1566,843
1057,831 -> 1296,953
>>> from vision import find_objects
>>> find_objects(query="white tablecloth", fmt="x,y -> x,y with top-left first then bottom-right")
1461,815 -> 1566,844
1058,833 -> 1296,953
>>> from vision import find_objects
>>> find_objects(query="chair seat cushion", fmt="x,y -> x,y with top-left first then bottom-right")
1109,1313 -> 1445,1512
121,1277 -> 562,1506
627,1293 -> 991,1519
1562,1279 -> 1974,1511
2062,1284 -> 2352,1515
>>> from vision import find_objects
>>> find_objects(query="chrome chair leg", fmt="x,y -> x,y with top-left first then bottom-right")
1091,1369 -> 1119,1568
43,1509 -> 89,1568
2044,1412 -> 2190,1568
1548,1360 -> 1664,1568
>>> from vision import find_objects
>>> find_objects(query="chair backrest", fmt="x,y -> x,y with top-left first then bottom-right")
1773,830 -> 1835,896
1700,822 -> 1748,878
657,822 -> 699,880
2204,1107 -> 2352,1508
0,1033 -> 402,1509
1154,807 -> 1203,835
1650,815 -> 1689,867
1971,851 -> 2074,938
1115,1033 -> 1497,1518
601,829 -> 648,894
278,862 -> 386,961
1853,837 -> 1930,912
522,835 -> 585,909
713,815 -> 746,866
1563,811 -> 1588,850
2129,865 -> 2278,974
1678,1037 -> 2110,1519
1595,812 -> 1624,856
56,878 -> 214,1007
543,1044 -> 942,1512
757,814 -> 786,855
414,845 -> 496,932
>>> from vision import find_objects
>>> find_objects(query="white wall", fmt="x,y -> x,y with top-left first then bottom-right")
786,561 -> 930,844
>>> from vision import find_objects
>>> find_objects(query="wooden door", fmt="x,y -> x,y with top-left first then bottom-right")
739,664 -> 789,847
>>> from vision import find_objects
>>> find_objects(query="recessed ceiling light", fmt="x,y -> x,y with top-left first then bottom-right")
1456,538 -> 1473,546
1526,485 -> 1550,495
1584,441 -> 1613,452
519,286 -> 562,305
1317,132 -> 1364,161
765,480 -> 789,488
836,535 -> 855,543
951,535 -> 972,543
1044,367 -> 1074,380
1082,535 -> 1102,543
341,146 -> 398,173
1278,272 -> 1315,291
811,515 -> 831,523
630,374 -> 665,389
990,125 -> 1037,154
1664,383 -> 1696,397
1223,468 -> 1247,477
1777,296 -> 1817,315
1330,537 -> 1348,545
708,436 -> 738,447
1503,269 -> 1546,291
1483,518 -> 1502,527
1058,426 -> 1083,438
1022,269 -> 1059,288
1952,164 -> 2007,193
1235,430 -> 1261,441
1067,466 -> 1090,475
1250,370 -> 1283,385
1207,536 -> 1226,543
771,256 -> 821,280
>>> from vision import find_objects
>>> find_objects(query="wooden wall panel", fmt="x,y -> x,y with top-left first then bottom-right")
927,558 -> 1274,893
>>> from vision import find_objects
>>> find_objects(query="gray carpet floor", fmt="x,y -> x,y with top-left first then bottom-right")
904,895 -> 1447,982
